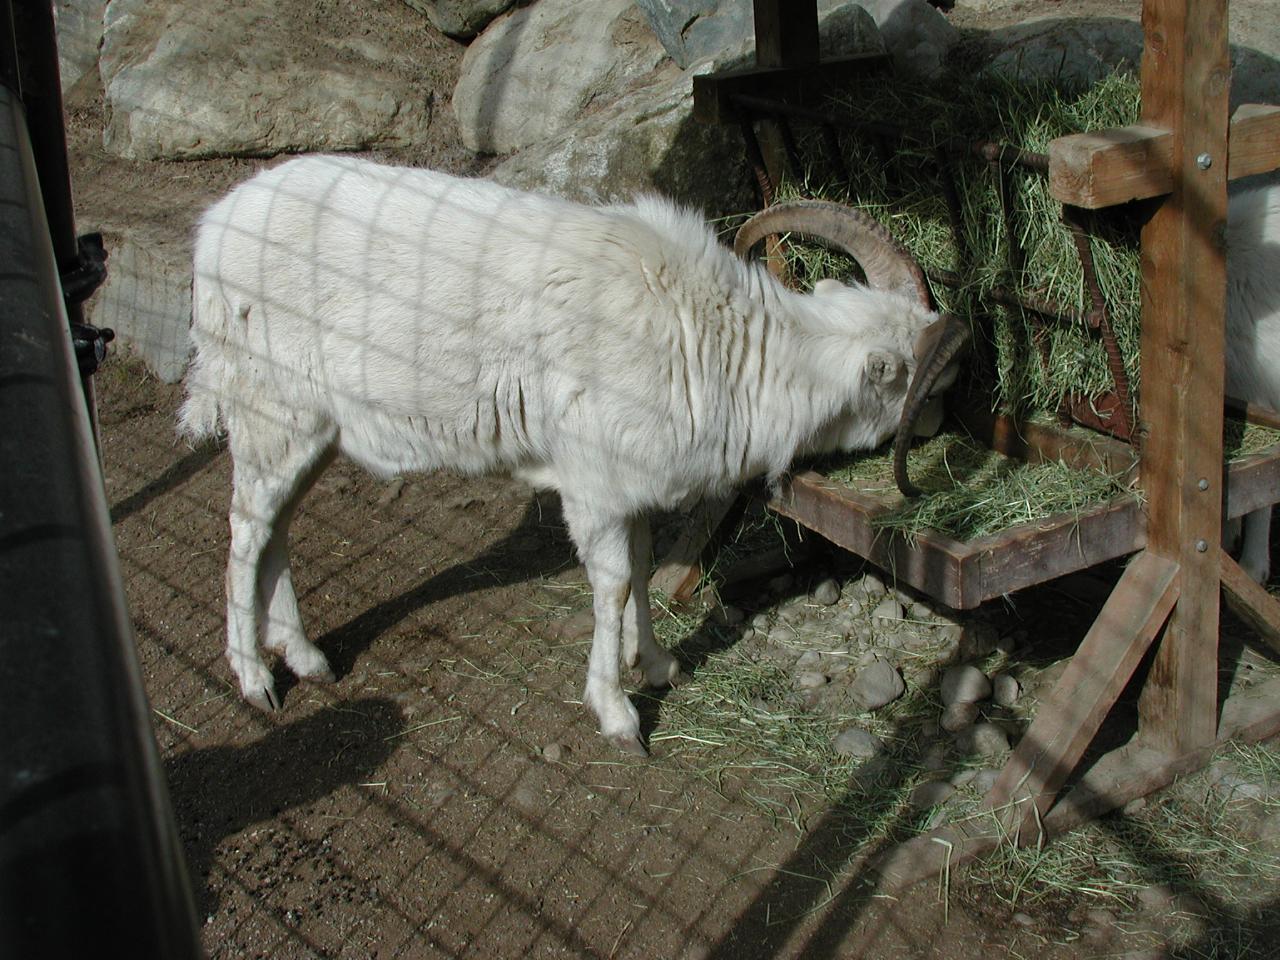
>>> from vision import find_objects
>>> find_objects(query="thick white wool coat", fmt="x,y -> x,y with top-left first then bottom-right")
179,155 -> 941,746
181,156 -> 933,515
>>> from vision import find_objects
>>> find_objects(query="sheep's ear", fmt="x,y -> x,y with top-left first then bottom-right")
813,278 -> 846,297
867,351 -> 902,384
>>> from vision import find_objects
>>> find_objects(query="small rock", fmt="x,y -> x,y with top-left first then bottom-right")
376,476 -> 406,507
940,665 -> 992,706
991,674 -> 1021,707
969,768 -> 1000,795
1012,911 -> 1035,927
955,722 -> 1010,757
906,600 -> 934,621
960,622 -> 1001,659
909,780 -> 956,811
542,743 -> 568,763
850,658 -> 905,711
861,571 -> 887,597
795,670 -> 828,690
738,626 -> 758,645
812,578 -> 841,606
796,650 -> 822,672
940,700 -> 980,732
1122,795 -> 1147,816
934,623 -> 964,657
832,727 -> 883,758
871,596 -> 904,622
920,743 -> 950,773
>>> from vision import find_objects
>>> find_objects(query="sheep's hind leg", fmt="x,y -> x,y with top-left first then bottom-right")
1239,506 -> 1273,584
260,446 -> 338,684
622,516 -> 683,689
562,498 -> 646,755
225,420 -> 336,712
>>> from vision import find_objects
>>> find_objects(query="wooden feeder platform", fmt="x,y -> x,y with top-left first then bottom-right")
772,406 -> 1280,611
673,0 -> 1280,899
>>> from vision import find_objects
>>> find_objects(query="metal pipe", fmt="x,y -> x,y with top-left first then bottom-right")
0,80 -> 203,960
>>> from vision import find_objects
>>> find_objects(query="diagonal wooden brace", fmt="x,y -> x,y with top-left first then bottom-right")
1219,546 -> 1280,656
982,550 -> 1180,842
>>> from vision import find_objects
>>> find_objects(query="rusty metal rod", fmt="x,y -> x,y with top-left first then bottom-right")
728,94 -> 1051,173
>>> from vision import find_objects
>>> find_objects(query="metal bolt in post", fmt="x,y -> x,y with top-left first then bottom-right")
1195,539 -> 1209,553
1197,478 -> 1210,491
1196,152 -> 1213,169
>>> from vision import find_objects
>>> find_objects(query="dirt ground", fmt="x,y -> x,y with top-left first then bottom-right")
70,1 -> 1280,957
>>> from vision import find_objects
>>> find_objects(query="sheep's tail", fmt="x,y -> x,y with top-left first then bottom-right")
177,270 -> 232,443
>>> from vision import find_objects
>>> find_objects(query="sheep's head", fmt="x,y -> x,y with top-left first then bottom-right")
734,201 -> 968,495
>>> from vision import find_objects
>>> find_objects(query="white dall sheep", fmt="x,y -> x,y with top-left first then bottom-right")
179,155 -> 964,754
1225,183 -> 1280,583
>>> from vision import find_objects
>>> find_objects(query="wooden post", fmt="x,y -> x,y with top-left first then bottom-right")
753,0 -> 818,68
1134,0 -> 1230,755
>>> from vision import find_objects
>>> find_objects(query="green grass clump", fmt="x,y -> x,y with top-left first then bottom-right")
775,69 -> 1143,417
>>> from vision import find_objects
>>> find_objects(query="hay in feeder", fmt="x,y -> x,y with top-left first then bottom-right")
771,68 -> 1144,417
816,433 -> 1139,545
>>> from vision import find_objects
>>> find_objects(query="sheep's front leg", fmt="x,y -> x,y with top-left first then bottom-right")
562,499 -> 646,755
622,516 -> 683,689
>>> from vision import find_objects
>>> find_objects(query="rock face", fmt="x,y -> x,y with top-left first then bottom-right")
89,230 -> 193,383
452,0 -> 667,155
491,62 -> 750,218
634,0 -> 885,70
402,0 -> 518,40
55,1 -> 108,93
101,0 -> 442,160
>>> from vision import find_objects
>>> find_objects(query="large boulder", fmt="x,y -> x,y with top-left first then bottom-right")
491,62 -> 749,219
452,0 -> 667,155
54,0 -> 108,93
633,0 -> 891,70
88,227 -> 193,383
401,0 -> 518,40
859,0 -> 957,78
100,0 -> 444,160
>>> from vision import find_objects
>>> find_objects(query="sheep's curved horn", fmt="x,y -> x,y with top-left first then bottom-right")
893,314 -> 971,498
734,200 -> 931,306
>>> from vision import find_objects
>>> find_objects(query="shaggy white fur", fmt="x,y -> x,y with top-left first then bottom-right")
180,155 -> 942,752
1224,184 -> 1280,583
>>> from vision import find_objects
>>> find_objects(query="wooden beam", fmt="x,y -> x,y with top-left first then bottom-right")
1219,547 -> 1280,655
752,0 -> 818,68
1047,104 -> 1280,209
1134,0 -> 1230,756
648,493 -> 744,603
983,551 -> 1179,837
691,55 -> 891,126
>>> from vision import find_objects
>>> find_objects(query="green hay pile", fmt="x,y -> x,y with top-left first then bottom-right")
776,68 -> 1144,416
818,432 -> 1139,544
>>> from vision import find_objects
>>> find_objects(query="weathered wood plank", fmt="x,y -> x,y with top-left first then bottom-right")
1134,0 -> 1230,756
1048,123 -> 1172,209
691,54 -> 891,125
649,493 -> 743,602
984,550 -> 1180,835
770,471 -> 1146,610
1219,546 -> 1280,655
1224,443 -> 1280,519
957,407 -> 1138,476
1047,104 -> 1280,208
1228,103 -> 1280,180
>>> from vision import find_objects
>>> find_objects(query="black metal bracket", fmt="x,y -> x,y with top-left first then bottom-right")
60,232 -> 113,376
